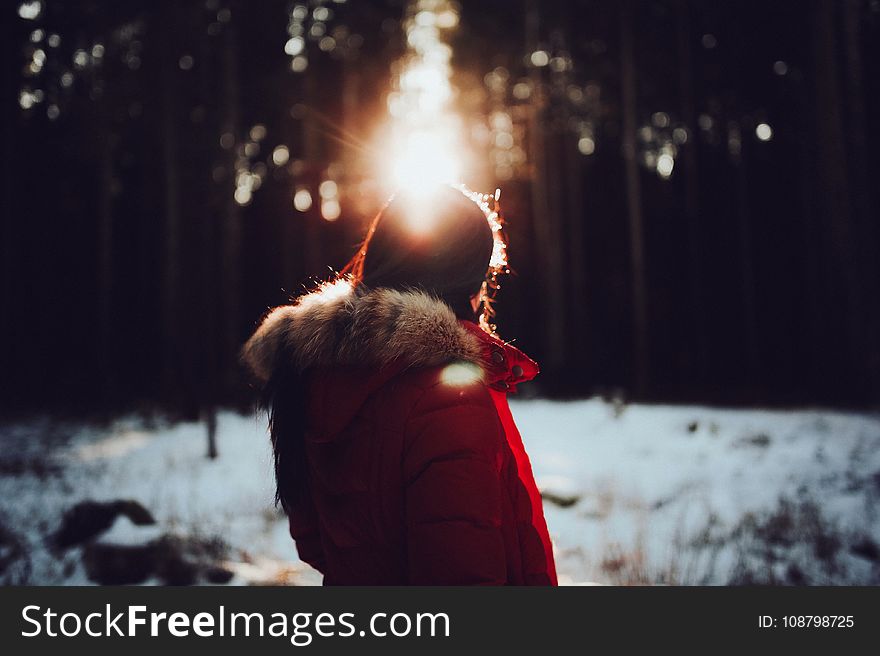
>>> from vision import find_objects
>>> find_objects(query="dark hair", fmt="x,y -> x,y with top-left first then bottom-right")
266,185 -> 497,511
262,361 -> 307,511
346,185 -> 495,319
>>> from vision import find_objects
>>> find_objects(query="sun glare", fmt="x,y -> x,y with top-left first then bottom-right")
389,130 -> 460,192
380,0 -> 467,209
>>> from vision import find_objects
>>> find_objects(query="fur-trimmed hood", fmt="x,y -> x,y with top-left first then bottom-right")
242,279 -> 488,384
241,279 -> 539,393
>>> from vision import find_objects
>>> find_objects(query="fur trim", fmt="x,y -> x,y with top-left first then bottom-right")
241,279 -> 485,384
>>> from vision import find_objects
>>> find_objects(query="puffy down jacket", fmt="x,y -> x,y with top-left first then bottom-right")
242,280 -> 557,585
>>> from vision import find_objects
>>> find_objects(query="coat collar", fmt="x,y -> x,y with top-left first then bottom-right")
458,320 -> 539,393
241,278 -> 539,392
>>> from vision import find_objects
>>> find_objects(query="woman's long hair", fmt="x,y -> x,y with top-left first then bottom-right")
264,185 -> 505,511
262,359 -> 308,512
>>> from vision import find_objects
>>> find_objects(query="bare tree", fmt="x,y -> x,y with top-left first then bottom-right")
675,0 -> 708,383
620,0 -> 649,395
525,0 -> 567,373
159,0 -> 182,402
811,0 -> 867,387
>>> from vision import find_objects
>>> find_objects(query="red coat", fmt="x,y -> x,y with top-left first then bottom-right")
242,281 -> 557,585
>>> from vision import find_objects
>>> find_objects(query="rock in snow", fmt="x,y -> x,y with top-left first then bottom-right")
53,499 -> 156,549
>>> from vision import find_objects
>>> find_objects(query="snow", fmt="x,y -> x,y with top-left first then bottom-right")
0,413 -> 321,586
1,399 -> 878,585
95,515 -> 164,547
513,399 -> 880,584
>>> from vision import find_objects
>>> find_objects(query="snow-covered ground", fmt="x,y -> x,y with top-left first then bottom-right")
1,399 -> 879,585
520,400 -> 880,585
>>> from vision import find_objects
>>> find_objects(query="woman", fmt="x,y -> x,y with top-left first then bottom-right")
241,185 -> 556,585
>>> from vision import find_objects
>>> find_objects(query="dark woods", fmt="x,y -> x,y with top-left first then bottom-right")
2,0 -> 879,418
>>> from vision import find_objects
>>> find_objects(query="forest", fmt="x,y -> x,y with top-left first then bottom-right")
4,0 -> 878,419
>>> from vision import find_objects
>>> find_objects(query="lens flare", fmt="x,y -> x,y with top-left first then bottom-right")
440,362 -> 482,387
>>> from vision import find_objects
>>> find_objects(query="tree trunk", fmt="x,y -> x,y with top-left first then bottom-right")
204,406 -> 218,460
200,17 -> 219,457
159,0 -> 181,402
675,0 -> 708,385
811,0 -> 865,392
525,0 -> 567,373
221,13 -> 243,393
842,0 -> 879,398
732,126 -> 759,383
620,0 -> 650,396
0,14 -> 17,396
303,56 -> 323,278
563,131 -> 588,369
557,10 -> 589,374
97,123 -> 115,401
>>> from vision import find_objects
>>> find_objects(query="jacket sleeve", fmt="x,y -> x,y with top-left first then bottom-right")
402,384 -> 508,585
